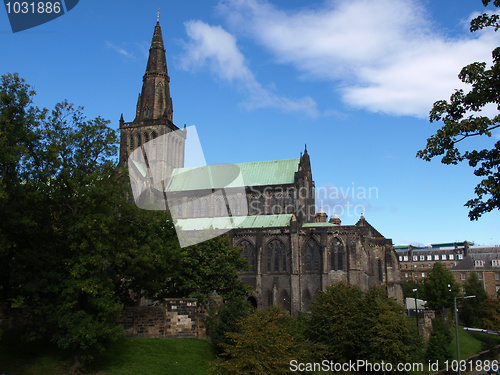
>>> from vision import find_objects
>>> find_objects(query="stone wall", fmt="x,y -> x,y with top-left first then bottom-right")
118,298 -> 207,339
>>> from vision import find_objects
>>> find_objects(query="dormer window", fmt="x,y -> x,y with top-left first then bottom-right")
474,260 -> 484,267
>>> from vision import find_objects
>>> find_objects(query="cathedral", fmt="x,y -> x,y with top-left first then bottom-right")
119,20 -> 403,316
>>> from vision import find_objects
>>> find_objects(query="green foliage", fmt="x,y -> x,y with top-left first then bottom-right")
205,297 -> 254,355
164,235 -> 252,306
209,306 -> 309,375
305,282 -> 423,372
417,2 -> 500,220
363,286 -> 423,365
459,271 -> 489,327
481,298 -> 500,330
426,316 -> 453,369
305,282 -> 365,363
0,73 -> 250,370
402,280 -> 423,299
422,262 -> 460,311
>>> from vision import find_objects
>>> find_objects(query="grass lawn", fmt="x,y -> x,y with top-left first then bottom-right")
450,325 -> 500,361
0,332 -> 216,375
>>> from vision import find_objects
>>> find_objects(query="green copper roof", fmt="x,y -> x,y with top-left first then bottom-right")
166,158 -> 300,192
302,222 -> 339,228
175,214 -> 293,231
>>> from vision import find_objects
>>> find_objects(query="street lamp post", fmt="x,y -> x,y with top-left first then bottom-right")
454,295 -> 476,375
412,288 -> 419,331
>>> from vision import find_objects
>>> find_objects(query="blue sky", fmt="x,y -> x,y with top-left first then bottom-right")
1,0 -> 499,245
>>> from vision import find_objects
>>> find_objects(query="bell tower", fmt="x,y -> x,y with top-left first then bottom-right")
119,19 -> 185,168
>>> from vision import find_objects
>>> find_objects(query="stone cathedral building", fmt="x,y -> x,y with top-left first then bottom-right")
119,21 -> 403,316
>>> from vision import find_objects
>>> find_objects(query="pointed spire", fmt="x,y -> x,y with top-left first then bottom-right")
134,20 -> 173,123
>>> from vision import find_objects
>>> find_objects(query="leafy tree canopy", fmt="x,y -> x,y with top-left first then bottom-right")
0,73 -> 250,370
460,271 -> 489,327
425,316 -> 453,368
417,0 -> 500,220
305,282 -> 422,372
209,306 -> 309,375
422,262 -> 460,311
481,298 -> 500,330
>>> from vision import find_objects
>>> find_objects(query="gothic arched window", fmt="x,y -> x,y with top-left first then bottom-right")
267,240 -> 286,273
230,197 -> 237,216
287,193 -> 294,213
331,238 -> 345,271
378,259 -> 384,282
144,132 -> 150,143
196,200 -> 201,218
136,134 -> 142,148
216,199 -> 222,217
303,290 -> 311,311
129,135 -> 134,150
306,239 -> 320,272
151,131 -> 158,139
281,290 -> 291,312
238,240 -> 257,272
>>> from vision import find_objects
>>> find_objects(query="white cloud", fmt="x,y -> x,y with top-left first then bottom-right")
105,41 -> 135,59
216,0 -> 500,117
180,20 -> 318,117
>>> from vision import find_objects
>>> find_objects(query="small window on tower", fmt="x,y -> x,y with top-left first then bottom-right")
144,108 -> 151,117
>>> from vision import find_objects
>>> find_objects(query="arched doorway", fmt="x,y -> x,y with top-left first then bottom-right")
247,296 -> 257,308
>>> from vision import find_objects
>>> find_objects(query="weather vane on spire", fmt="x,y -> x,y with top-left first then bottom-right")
157,8 -> 160,22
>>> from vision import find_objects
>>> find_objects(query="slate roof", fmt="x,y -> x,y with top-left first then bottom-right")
452,252 -> 500,271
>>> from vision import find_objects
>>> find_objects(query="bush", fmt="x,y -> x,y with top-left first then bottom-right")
426,316 -> 453,368
205,297 -> 254,355
210,306 -> 309,375
305,282 -> 423,373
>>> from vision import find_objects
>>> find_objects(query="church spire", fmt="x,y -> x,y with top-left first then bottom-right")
135,19 -> 173,123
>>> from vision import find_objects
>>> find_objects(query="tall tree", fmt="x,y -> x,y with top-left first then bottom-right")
363,286 -> 422,366
163,235 -> 251,306
422,262 -> 460,312
305,282 -> 366,363
481,298 -> 500,330
0,73 -> 44,301
426,316 -> 453,369
0,73 -> 251,371
205,297 -> 254,355
209,306 -> 309,375
305,282 -> 422,371
417,0 -> 500,220
459,271 -> 489,327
